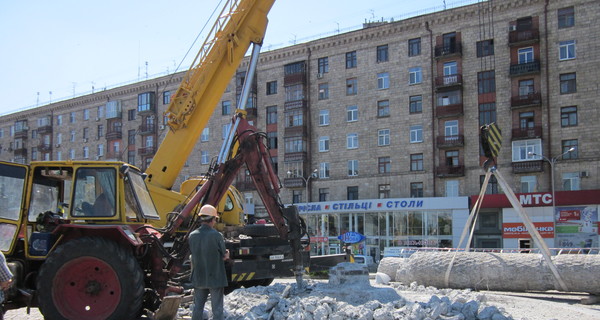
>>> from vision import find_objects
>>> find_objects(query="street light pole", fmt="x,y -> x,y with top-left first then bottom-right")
529,147 -> 575,217
287,168 -> 318,207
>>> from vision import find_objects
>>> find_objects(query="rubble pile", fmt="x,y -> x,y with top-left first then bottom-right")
177,263 -> 513,320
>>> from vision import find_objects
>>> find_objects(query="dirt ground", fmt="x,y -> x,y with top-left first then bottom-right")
4,279 -> 600,320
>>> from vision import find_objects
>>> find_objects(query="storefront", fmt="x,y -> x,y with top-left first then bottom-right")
470,190 -> 600,249
297,197 -> 470,262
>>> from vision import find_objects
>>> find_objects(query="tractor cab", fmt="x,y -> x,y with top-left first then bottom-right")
0,161 -> 160,258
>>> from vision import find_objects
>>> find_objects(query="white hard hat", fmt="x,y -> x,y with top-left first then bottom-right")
199,204 -> 218,218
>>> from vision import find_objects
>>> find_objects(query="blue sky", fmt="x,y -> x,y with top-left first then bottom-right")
0,0 -> 478,115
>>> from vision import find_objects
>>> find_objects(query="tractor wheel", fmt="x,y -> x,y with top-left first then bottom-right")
37,237 -> 144,320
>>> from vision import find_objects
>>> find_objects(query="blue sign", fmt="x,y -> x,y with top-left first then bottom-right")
338,232 -> 365,244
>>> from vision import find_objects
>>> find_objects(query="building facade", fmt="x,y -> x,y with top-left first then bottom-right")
1,0 -> 598,260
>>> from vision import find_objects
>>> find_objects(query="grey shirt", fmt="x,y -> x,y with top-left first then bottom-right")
188,224 -> 228,288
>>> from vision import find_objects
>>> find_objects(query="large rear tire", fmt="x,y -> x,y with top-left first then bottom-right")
37,237 -> 144,320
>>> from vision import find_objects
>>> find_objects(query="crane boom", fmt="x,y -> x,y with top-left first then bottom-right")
146,0 -> 275,191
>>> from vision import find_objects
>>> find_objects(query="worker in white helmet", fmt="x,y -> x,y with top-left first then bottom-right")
188,204 -> 229,320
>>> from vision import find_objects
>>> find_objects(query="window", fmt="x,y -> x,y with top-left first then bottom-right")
558,7 -> 574,29
409,67 -> 422,84
377,100 -> 390,118
479,103 -> 497,126
57,115 -> 63,125
284,61 -> 305,75
200,150 -> 209,164
318,57 -> 329,74
319,136 -> 329,152
347,105 -> 358,122
263,106 -> 276,125
512,139 -> 541,162
443,61 -> 457,76
559,40 -> 576,60
518,79 -> 534,96
410,125 -> 423,143
378,157 -> 391,174
480,175 -> 499,194
378,129 -> 390,146
318,83 -> 329,100
319,188 -> 329,202
346,51 -> 357,68
163,91 -> 171,104
347,133 -> 358,149
562,139 -> 578,159
521,176 -> 537,193
201,128 -> 210,141
83,127 -> 89,140
284,136 -> 304,153
347,186 -> 359,200
69,149 -> 75,159
267,131 -> 277,149
97,105 -> 104,119
445,150 -> 459,167
445,180 -> 459,197
410,154 -> 423,171
409,95 -> 422,114
70,112 -> 76,123
285,109 -> 303,127
519,111 -> 534,130
560,73 -> 576,94
128,130 -> 136,145
97,144 -> 104,157
83,109 -> 90,121
319,162 -> 330,179
377,72 -> 389,89
128,109 -> 136,121
561,106 -> 577,127
56,133 -> 62,145
476,39 -> 494,57
222,100 -> 231,115
348,160 -> 358,176
410,182 -> 424,198
477,71 -> 496,94
518,47 -> 534,64
137,92 -> 155,112
97,125 -> 104,138
377,45 -> 389,62
379,184 -> 391,199
445,120 -> 458,137
285,84 -> 304,102
562,172 -> 580,191
83,146 -> 89,159
319,110 -> 329,126
437,90 -> 461,106
408,38 -> 421,56
222,123 -> 232,139
266,81 -> 277,95
346,78 -> 357,95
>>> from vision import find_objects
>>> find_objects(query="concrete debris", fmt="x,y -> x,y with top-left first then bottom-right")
176,276 -> 513,319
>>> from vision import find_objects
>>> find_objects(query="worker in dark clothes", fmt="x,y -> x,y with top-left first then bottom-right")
189,204 -> 229,320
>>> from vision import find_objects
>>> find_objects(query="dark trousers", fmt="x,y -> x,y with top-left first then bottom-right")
192,287 -> 224,320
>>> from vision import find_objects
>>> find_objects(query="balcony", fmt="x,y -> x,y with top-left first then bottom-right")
512,160 -> 543,173
106,128 -> 122,140
138,124 -> 156,135
434,43 -> 462,58
509,29 -> 539,45
37,125 -> 53,135
37,143 -> 52,152
511,92 -> 542,109
436,103 -> 463,118
510,60 -> 540,76
283,177 -> 306,188
138,146 -> 156,156
284,125 -> 307,137
284,99 -> 307,110
512,126 -> 542,140
284,72 -> 306,86
13,148 -> 27,158
105,151 -> 122,160
284,151 -> 307,163
14,130 -> 28,140
435,74 -> 463,89
235,179 -> 256,192
436,165 -> 465,177
437,135 -> 464,148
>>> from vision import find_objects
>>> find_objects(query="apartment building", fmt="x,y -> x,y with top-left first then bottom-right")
1,0 -> 598,260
